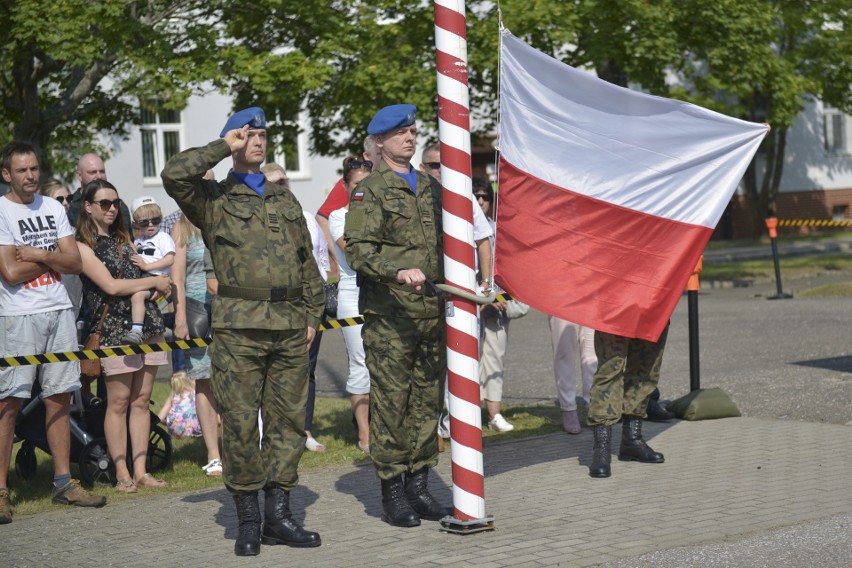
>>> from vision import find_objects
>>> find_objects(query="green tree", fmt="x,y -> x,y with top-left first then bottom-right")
669,0 -> 851,236
0,0 -> 230,175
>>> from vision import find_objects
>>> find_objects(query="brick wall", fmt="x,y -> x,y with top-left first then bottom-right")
711,188 -> 852,239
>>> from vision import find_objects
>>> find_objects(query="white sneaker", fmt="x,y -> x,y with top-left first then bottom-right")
305,437 -> 326,452
488,413 -> 514,432
201,458 -> 223,476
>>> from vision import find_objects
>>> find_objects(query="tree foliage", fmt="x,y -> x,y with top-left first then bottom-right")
0,0 -> 230,174
1,0 -> 849,233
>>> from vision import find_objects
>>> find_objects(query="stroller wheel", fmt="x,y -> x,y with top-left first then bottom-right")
15,441 -> 37,481
79,438 -> 115,487
147,424 -> 173,473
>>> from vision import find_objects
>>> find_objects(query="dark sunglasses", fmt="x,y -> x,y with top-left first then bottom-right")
474,193 -> 493,203
135,216 -> 162,228
55,195 -> 69,204
90,198 -> 121,212
424,162 -> 441,170
348,159 -> 373,171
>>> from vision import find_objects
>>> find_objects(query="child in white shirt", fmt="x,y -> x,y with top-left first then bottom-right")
125,196 -> 175,344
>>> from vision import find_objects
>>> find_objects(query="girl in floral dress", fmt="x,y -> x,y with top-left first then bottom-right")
158,371 -> 202,438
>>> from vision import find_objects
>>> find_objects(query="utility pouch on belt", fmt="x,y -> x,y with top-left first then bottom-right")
218,284 -> 303,302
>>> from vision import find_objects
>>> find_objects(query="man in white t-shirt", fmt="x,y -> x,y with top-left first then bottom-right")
0,141 -> 107,524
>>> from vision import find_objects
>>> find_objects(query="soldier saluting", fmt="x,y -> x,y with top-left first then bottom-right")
162,108 -> 325,556
344,104 -> 451,527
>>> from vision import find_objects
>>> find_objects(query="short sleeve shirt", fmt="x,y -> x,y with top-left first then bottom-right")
0,195 -> 74,315
134,231 -> 176,276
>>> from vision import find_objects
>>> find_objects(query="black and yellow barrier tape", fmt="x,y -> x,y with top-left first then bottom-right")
1,293 -> 517,368
778,219 -> 852,227
0,338 -> 210,369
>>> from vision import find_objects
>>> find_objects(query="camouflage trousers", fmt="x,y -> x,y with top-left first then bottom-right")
362,314 -> 446,480
209,328 -> 309,493
588,323 -> 669,426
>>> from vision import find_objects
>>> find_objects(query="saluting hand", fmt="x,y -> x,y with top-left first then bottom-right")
223,124 -> 250,152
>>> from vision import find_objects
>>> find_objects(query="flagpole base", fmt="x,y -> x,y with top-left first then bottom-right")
439,514 -> 496,535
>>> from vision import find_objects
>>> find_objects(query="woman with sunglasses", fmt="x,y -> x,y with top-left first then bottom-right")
38,179 -> 72,212
75,180 -> 172,493
474,176 -> 518,433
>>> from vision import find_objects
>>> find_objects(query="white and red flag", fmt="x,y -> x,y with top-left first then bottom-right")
496,30 -> 769,341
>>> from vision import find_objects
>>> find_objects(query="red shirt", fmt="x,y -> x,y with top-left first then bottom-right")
317,178 -> 349,219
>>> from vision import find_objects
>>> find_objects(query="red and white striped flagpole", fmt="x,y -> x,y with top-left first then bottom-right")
434,0 -> 493,532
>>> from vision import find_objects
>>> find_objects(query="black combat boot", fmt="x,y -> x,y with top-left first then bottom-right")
261,487 -> 321,547
380,476 -> 420,527
404,469 -> 451,521
646,389 -> 675,422
589,425 -> 612,478
618,417 -> 665,463
232,492 -> 262,556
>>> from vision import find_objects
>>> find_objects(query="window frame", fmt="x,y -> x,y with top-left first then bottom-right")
140,106 -> 186,185
266,111 -> 311,180
823,104 -> 849,156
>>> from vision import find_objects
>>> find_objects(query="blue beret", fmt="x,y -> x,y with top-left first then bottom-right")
219,107 -> 267,137
367,104 -> 417,135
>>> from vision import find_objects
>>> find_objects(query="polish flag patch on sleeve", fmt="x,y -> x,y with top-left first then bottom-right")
353,191 -> 364,201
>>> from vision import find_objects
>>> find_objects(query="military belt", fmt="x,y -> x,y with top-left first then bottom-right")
217,285 -> 303,302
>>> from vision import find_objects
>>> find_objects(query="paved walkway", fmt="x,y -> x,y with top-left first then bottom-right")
4,416 -> 852,567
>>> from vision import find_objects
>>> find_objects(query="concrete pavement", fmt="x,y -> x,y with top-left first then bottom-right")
3,416 -> 852,567
5,248 -> 852,566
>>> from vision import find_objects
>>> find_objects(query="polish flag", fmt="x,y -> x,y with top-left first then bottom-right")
496,30 -> 769,341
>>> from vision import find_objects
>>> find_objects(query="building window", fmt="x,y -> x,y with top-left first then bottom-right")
832,205 -> 847,221
140,106 -> 184,180
266,111 -> 310,180
824,105 -> 848,155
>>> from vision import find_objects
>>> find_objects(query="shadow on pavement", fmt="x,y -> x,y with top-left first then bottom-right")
181,483 -> 321,542
791,355 -> 852,374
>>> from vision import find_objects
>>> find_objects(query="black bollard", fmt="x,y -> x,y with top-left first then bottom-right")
687,259 -> 701,392
766,217 -> 792,300
688,288 -> 700,392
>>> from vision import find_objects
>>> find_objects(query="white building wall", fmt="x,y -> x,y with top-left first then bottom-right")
102,92 -> 357,218
777,99 -> 852,193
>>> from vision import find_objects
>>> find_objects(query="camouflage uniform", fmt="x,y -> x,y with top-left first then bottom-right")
587,323 -> 669,427
344,159 -> 445,480
161,139 -> 325,493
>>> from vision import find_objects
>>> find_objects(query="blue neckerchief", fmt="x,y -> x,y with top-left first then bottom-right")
234,172 -> 266,196
395,168 -> 418,194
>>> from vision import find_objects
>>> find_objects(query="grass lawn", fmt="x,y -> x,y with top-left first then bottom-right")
8,385 -> 568,517
700,254 -> 852,282
703,231 -> 852,250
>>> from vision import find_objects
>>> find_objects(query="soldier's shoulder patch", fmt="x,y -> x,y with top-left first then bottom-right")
353,191 -> 365,201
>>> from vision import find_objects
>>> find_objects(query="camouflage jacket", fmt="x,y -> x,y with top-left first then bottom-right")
161,139 -> 324,331
344,159 -> 444,318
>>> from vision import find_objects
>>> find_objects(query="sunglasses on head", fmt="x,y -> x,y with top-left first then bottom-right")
135,216 -> 162,228
424,162 -> 441,170
474,193 -> 493,203
348,159 -> 373,171
90,198 -> 121,212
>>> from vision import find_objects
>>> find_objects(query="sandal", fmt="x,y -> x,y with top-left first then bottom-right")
135,473 -> 168,488
115,478 -> 137,493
